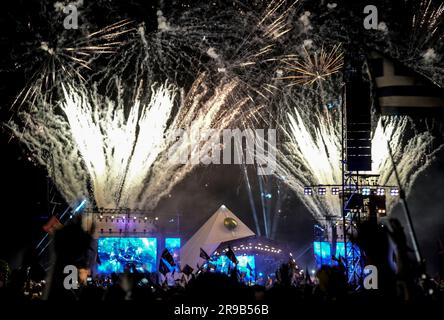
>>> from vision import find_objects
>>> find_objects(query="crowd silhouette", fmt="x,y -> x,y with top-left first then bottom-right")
0,216 -> 443,303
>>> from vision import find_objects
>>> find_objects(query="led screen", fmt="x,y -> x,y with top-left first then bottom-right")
212,255 -> 255,283
313,241 -> 362,277
313,241 -> 332,266
97,237 -> 157,274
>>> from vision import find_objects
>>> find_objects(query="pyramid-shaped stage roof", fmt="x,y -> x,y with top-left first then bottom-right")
180,205 -> 255,272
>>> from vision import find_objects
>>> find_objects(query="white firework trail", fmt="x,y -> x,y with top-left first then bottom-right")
58,80 -> 177,208
135,73 -> 248,209
275,107 -> 342,220
10,73 -> 246,210
373,117 -> 444,210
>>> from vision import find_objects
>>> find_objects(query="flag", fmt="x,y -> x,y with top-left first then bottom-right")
161,248 -> 176,267
182,264 -> 194,276
225,246 -> 238,264
368,51 -> 444,116
199,248 -> 211,261
43,216 -> 63,234
162,276 -> 168,288
179,274 -> 187,287
159,259 -> 170,276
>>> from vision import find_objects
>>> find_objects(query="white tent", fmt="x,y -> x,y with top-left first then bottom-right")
180,205 -> 255,272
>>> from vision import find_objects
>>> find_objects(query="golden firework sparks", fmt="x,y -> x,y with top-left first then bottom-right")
279,44 -> 344,86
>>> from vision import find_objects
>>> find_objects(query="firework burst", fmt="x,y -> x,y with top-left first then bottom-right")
279,44 -> 344,86
10,17 -> 134,113
96,0 -> 298,110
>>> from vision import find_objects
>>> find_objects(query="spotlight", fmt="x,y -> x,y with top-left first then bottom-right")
304,187 -> 313,195
376,188 -> 385,196
331,187 -> 339,195
318,187 -> 326,196
390,188 -> 399,196
361,187 -> 370,196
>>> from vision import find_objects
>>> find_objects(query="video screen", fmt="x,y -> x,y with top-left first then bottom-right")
313,241 -> 332,266
314,241 -> 362,275
212,255 -> 255,283
97,237 -> 157,274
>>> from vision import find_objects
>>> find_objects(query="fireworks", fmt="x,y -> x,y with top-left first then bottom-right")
5,0 -> 444,224
6,0 -> 301,211
10,72 -> 247,209
279,44 -> 344,86
274,105 -> 342,220
272,93 -> 444,219
98,0 -> 298,108
11,18 -> 133,112
410,0 -> 444,47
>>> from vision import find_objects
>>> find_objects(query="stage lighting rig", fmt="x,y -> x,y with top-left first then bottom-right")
390,187 -> 399,196
376,187 -> 385,196
361,187 -> 371,196
304,187 -> 313,195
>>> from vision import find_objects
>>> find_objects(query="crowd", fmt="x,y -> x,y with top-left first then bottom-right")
0,215 -> 443,302
1,259 -> 443,302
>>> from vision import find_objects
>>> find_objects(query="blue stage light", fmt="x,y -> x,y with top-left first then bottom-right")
390,187 -> 399,196
73,199 -> 87,213
361,187 -> 370,196
376,188 -> 385,196
304,187 -> 312,195
318,187 -> 326,196
331,187 -> 339,195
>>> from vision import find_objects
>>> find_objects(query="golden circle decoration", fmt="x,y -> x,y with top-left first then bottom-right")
224,217 -> 238,230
